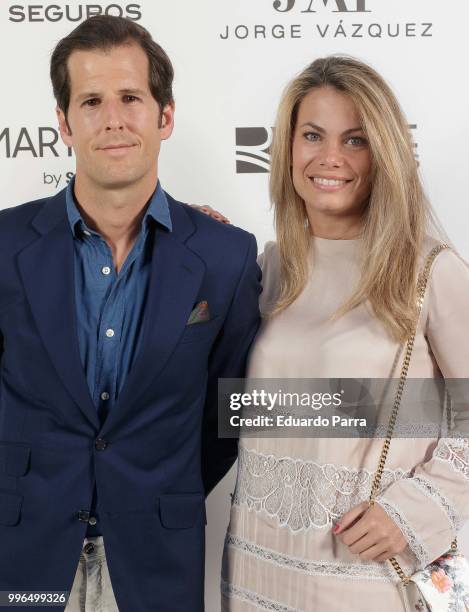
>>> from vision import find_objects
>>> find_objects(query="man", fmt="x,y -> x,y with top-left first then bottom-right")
0,15 -> 260,612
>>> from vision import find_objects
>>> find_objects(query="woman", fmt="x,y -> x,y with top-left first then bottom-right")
203,56 -> 469,611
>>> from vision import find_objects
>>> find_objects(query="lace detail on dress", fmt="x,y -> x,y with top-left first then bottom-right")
434,438 -> 469,480
375,498 -> 430,568
221,580 -> 300,612
410,475 -> 461,532
232,446 -> 411,532
225,533 -> 396,582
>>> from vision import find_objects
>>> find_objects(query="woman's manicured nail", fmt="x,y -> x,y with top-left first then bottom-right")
332,523 -> 341,534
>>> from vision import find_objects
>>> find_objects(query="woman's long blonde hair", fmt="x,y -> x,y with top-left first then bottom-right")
270,55 -> 442,343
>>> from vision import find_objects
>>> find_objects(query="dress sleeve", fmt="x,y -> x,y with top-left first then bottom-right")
376,248 -> 469,569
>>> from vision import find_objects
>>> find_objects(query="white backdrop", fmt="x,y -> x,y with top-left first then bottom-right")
1,1 -> 468,609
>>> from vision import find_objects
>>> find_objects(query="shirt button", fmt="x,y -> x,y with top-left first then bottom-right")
101,392 -> 110,401
102,266 -> 111,276
105,329 -> 115,338
83,230 -> 91,237
88,516 -> 98,526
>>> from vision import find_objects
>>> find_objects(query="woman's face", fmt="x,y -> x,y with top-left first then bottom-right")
291,86 -> 372,234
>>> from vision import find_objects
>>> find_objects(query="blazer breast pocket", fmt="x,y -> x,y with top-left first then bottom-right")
178,316 -> 221,345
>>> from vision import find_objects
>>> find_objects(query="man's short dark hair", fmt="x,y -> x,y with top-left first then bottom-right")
50,15 -> 174,119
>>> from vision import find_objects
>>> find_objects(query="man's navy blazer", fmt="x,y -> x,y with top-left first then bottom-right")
0,187 -> 261,611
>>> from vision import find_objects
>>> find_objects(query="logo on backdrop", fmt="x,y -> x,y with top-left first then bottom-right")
273,0 -> 370,12
0,127 -> 72,158
8,4 -> 142,23
236,125 -> 418,174
0,125 -> 75,189
235,128 -> 274,174
219,0 -> 433,41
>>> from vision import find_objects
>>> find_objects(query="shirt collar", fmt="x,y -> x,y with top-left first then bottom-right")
65,176 -> 172,238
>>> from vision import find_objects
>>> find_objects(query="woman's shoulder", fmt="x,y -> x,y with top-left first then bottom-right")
257,241 -> 282,312
420,237 -> 469,325
257,240 -> 280,275
421,237 -> 469,283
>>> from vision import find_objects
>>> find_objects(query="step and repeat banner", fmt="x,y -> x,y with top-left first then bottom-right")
1,1 -> 468,608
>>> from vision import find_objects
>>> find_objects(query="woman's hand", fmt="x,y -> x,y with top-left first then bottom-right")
333,501 -> 408,562
191,204 -> 230,224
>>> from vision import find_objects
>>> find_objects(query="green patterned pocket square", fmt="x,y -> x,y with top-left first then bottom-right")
187,300 -> 211,325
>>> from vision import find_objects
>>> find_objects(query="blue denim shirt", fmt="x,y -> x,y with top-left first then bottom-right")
66,177 -> 172,419
65,176 -> 172,535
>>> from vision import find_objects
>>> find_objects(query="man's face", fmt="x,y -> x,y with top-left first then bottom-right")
57,43 -> 174,190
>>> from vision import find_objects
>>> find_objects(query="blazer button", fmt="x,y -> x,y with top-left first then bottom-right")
95,438 -> 108,451
77,510 -> 90,523
88,516 -> 98,526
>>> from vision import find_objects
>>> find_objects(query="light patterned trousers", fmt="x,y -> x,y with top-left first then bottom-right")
65,537 -> 119,612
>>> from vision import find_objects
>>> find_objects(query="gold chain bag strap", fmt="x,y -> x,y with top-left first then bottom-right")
368,244 -> 469,612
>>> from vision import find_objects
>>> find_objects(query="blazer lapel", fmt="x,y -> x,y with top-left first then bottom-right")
101,216 -> 205,435
17,191 -> 100,430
